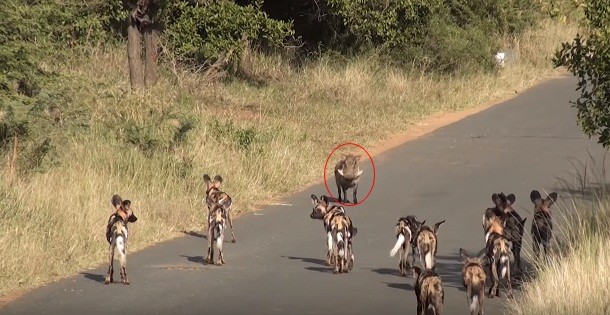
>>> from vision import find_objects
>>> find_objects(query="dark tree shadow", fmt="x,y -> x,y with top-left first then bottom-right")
383,281 -> 414,291
180,255 -> 206,264
182,230 -> 207,239
81,272 -> 106,283
283,256 -> 327,266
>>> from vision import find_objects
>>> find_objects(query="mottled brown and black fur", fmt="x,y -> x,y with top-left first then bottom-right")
203,174 -> 236,243
459,248 -> 487,315
329,213 -> 355,274
389,217 -> 413,276
413,266 -> 444,315
309,194 -> 357,271
206,204 -> 227,265
485,220 -> 514,298
334,154 -> 363,204
530,190 -> 558,258
104,195 -> 138,285
417,220 -> 445,270
483,193 -> 526,273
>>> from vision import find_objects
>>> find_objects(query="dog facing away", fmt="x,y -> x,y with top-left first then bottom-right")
334,154 -> 363,204
105,195 -> 138,285
413,266 -> 444,315
485,218 -> 514,298
417,220 -> 446,270
530,190 -> 558,258
405,215 -> 426,267
459,248 -> 487,315
206,204 -> 227,265
309,194 -> 357,270
389,217 -> 414,276
482,193 -> 515,234
329,212 -> 356,273
483,193 -> 526,273
203,174 -> 236,243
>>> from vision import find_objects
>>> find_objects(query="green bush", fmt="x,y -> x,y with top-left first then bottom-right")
162,1 -> 293,64
554,0 -> 610,147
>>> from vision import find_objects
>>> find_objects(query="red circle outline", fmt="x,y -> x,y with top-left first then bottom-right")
323,142 -> 376,207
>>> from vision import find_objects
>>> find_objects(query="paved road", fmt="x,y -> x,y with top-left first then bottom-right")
3,77 -> 606,315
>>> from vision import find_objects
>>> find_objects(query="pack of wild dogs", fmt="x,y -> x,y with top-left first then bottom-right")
102,153 -> 559,315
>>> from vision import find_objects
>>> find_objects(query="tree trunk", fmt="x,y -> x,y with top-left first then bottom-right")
143,26 -> 159,87
127,21 -> 144,90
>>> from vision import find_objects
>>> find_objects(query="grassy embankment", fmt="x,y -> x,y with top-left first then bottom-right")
506,155 -> 610,314
0,19 -> 580,297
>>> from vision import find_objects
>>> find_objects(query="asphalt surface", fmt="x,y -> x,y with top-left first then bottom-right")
3,77 -> 607,315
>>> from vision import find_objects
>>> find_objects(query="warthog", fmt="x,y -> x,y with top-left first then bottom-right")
334,154 -> 363,204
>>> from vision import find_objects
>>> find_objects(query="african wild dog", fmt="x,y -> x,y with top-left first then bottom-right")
405,216 -> 426,266
417,220 -> 445,270
105,195 -> 138,285
206,204 -> 227,265
530,190 -> 558,258
482,193 -> 515,233
413,266 -> 444,315
485,216 -> 514,298
389,216 -> 418,276
329,211 -> 355,274
309,194 -> 357,270
203,174 -> 236,243
334,154 -> 363,204
483,193 -> 526,273
459,248 -> 487,315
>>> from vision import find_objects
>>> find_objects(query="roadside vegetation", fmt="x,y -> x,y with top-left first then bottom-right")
0,0 -> 583,297
509,0 -> 610,313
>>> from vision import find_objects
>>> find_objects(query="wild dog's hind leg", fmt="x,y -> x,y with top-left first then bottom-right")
206,223 -> 214,264
227,208 -> 236,243
118,248 -> 129,285
104,243 -> 115,284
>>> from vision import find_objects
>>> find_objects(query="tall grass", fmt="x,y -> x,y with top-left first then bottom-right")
0,19 -> 580,297
506,152 -> 610,314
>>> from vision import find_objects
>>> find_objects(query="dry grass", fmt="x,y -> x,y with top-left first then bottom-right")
0,19 -> 580,297
506,154 -> 610,314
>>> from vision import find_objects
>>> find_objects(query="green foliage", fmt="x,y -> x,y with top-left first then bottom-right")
300,0 -> 540,72
554,0 -> 610,146
163,1 -> 293,64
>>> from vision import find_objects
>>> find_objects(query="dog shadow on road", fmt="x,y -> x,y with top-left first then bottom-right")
181,230 -> 207,239
180,255 -> 206,264
283,256 -> 334,273
81,272 -> 106,283
283,256 -> 327,266
433,254 -> 466,292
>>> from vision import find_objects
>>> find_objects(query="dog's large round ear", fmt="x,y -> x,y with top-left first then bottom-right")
507,194 -> 516,205
310,194 -> 319,205
213,175 -> 223,184
459,248 -> 468,261
492,193 -> 501,206
546,192 -> 558,206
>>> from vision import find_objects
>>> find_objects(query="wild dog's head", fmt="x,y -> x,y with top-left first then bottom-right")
530,190 -> 558,214
111,195 -> 138,223
492,193 -> 516,213
336,154 -> 363,180
459,248 -> 487,267
203,174 -> 223,194
310,194 -> 335,219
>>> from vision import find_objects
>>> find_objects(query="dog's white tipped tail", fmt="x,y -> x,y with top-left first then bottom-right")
389,234 -> 406,257
470,296 -> 478,312
327,232 -> 333,251
425,252 -> 433,269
